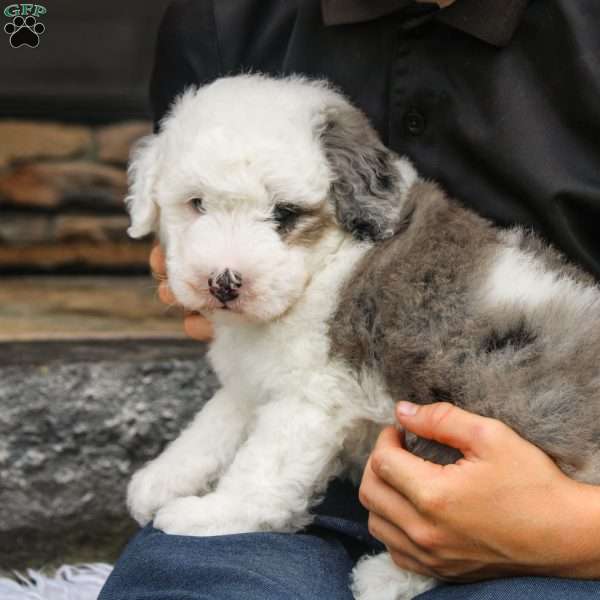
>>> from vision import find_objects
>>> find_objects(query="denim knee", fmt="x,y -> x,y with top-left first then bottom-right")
99,526 -> 356,600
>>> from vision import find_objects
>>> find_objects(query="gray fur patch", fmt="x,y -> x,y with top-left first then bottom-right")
319,106 -> 411,242
329,180 -> 600,484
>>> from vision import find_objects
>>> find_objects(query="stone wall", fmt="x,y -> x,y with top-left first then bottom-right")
0,119 -> 152,272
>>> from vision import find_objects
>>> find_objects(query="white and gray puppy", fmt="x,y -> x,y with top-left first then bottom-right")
125,74 -> 600,600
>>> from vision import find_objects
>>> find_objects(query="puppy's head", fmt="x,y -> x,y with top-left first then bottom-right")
126,75 -> 416,323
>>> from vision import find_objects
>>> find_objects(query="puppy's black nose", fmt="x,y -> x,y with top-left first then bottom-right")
209,269 -> 242,304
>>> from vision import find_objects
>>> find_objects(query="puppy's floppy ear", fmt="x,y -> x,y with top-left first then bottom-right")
319,104 -> 412,241
125,135 -> 161,238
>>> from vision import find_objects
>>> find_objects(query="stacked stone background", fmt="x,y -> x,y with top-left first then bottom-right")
0,119 -> 153,272
0,117 -> 222,573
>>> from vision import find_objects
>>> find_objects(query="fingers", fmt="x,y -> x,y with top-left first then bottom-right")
370,403 -> 516,507
151,245 -> 179,308
360,451 -> 428,533
158,283 -> 214,341
395,401 -> 508,458
149,244 -> 214,342
158,281 -> 177,305
150,244 -> 167,276
368,431 -> 444,505
361,453 -> 438,577
368,513 -> 436,575
184,314 -> 214,341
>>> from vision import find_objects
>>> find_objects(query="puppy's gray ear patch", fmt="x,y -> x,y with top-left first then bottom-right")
320,106 -> 409,242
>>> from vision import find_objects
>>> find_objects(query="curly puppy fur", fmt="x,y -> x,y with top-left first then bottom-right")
125,75 -> 600,600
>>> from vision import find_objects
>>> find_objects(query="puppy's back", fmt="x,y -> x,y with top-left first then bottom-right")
328,180 -> 600,483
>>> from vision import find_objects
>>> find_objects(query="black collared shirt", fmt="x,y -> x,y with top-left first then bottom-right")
321,0 -> 527,46
151,0 -> 600,278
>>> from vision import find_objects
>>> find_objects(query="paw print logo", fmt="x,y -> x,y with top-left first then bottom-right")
4,15 -> 45,48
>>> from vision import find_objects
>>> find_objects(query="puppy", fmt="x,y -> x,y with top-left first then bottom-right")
125,75 -> 600,600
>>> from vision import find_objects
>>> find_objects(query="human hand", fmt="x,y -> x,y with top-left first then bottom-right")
360,401 -> 600,581
150,245 -> 214,341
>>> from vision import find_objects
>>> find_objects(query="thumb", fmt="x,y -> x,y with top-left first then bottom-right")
396,401 -> 497,458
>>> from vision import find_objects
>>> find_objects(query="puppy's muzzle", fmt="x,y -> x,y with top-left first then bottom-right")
209,269 -> 243,304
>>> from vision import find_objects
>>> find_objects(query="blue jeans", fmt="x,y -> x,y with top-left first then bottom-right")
100,480 -> 600,599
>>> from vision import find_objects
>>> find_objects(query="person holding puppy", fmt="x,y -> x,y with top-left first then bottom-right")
99,1 -> 600,599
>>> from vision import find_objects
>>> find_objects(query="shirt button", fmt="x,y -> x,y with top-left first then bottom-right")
403,109 -> 426,136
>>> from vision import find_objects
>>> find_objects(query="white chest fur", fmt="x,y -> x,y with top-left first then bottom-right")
208,236 -> 374,406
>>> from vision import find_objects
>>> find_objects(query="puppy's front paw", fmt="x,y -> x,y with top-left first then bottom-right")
351,552 -> 436,600
127,459 -> 211,526
154,494 -> 258,537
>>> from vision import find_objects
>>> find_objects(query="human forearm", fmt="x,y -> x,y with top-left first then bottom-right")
544,480 -> 600,579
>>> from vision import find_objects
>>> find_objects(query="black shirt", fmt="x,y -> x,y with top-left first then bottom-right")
151,0 -> 600,279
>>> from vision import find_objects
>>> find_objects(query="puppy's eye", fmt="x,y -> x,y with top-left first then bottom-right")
272,203 -> 302,232
189,197 -> 205,214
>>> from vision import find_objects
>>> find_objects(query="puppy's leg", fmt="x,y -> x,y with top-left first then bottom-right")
154,397 -> 347,536
351,552 -> 437,600
127,388 -> 249,525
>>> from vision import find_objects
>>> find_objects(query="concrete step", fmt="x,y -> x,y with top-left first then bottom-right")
0,276 -> 184,341
0,338 -> 218,572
